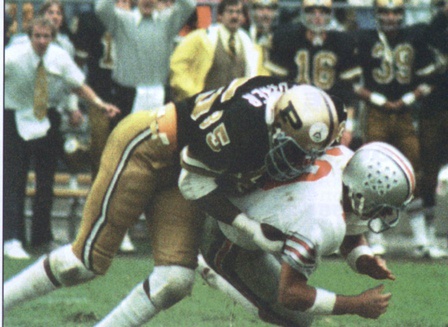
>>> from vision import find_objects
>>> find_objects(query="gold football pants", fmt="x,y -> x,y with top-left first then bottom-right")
72,106 -> 204,274
364,104 -> 421,196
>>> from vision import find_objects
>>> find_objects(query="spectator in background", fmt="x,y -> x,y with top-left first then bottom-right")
6,0 -> 85,253
9,0 -> 85,127
353,0 -> 446,258
170,0 -> 267,102
95,0 -> 196,120
5,2 -> 35,39
4,17 -> 120,259
246,0 -> 279,46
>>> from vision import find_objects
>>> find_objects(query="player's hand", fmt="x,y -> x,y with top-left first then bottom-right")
355,284 -> 392,319
100,102 -> 121,119
253,223 -> 285,253
384,100 -> 404,111
357,255 -> 396,281
69,109 -> 84,127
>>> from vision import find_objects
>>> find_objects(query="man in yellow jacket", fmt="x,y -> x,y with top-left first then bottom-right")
170,0 -> 269,101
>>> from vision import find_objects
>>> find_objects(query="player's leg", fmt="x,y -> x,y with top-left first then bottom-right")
419,112 -> 448,258
397,114 -> 432,257
4,111 -> 176,311
96,187 -> 204,326
88,102 -> 136,252
200,218 -> 314,327
88,104 -> 111,180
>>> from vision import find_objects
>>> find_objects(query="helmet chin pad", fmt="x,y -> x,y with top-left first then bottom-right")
265,132 -> 315,181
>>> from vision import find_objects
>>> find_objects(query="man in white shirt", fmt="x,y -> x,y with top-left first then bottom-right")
95,0 -> 196,123
4,17 -> 120,259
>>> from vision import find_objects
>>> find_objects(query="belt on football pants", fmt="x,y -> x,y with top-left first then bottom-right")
155,102 -> 178,152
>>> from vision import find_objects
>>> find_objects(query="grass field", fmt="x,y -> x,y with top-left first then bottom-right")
3,254 -> 448,327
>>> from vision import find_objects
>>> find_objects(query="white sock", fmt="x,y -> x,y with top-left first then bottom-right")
4,257 -> 57,311
427,224 -> 438,246
368,230 -> 386,245
95,282 -> 158,327
409,213 -> 429,247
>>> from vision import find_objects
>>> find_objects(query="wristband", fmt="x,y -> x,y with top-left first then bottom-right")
346,245 -> 374,272
306,288 -> 336,315
401,92 -> 416,106
369,93 -> 387,107
418,84 -> 432,96
93,97 -> 104,107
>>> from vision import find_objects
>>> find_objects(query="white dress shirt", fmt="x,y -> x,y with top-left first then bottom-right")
5,42 -> 85,110
5,42 -> 85,140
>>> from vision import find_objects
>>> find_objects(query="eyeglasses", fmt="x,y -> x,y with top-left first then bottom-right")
224,9 -> 243,15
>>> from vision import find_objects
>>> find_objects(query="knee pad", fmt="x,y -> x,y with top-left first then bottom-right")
48,244 -> 96,287
149,266 -> 195,310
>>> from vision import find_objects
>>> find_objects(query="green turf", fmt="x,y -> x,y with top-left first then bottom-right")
3,255 -> 448,326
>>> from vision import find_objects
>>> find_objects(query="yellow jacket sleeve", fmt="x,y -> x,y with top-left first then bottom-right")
170,29 -> 215,101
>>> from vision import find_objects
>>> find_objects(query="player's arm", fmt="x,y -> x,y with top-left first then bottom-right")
178,149 -> 284,253
340,234 -> 395,281
73,84 -> 120,118
278,262 -> 391,319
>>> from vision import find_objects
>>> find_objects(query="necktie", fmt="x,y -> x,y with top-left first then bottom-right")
229,33 -> 236,56
33,60 -> 48,120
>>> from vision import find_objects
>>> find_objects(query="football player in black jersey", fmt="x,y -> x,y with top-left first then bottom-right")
5,76 -> 346,326
416,1 -> 448,258
265,0 -> 361,149
353,0 -> 445,258
266,0 -> 361,116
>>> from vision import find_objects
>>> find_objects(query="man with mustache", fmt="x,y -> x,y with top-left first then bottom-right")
170,0 -> 268,102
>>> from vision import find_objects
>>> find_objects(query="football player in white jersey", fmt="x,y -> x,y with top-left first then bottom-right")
198,142 -> 415,326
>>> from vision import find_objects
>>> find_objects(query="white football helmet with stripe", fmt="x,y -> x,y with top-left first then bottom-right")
343,142 -> 415,233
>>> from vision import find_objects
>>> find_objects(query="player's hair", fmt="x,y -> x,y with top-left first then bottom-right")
218,0 -> 244,15
27,16 -> 57,38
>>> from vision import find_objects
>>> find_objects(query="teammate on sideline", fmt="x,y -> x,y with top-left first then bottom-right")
4,76 -> 346,327
197,142 -> 415,326
353,0 -> 445,257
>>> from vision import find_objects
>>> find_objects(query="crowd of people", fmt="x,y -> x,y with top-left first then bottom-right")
3,0 -> 448,325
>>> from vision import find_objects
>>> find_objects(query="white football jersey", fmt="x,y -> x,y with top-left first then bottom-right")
219,145 -> 363,278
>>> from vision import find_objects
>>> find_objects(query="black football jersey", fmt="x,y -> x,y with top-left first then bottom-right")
71,11 -> 113,100
268,23 -> 360,103
356,27 -> 436,101
176,76 -> 295,177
